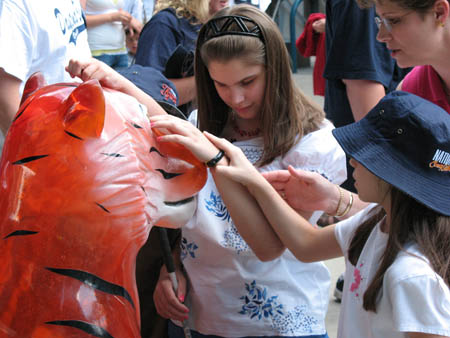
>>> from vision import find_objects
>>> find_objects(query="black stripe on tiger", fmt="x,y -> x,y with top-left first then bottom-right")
46,320 -> 114,338
13,155 -> 49,165
95,202 -> 110,213
13,99 -> 32,123
155,169 -> 182,180
45,268 -> 135,309
150,147 -> 165,157
4,230 -> 39,239
101,152 -> 125,158
64,130 -> 83,140
130,122 -> 143,129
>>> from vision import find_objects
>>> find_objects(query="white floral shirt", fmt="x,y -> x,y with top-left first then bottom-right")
174,112 -> 346,337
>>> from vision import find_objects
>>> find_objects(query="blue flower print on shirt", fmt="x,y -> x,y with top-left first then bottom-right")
205,191 -> 231,222
239,281 -> 284,320
180,236 -> 198,261
222,222 -> 250,254
272,305 -> 319,334
239,281 -> 319,334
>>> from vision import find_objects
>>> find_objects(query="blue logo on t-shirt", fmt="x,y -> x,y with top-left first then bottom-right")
54,7 -> 86,45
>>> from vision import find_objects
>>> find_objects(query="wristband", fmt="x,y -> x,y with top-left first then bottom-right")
205,150 -> 225,167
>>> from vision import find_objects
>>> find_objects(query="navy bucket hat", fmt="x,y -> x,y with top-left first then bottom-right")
332,91 -> 450,216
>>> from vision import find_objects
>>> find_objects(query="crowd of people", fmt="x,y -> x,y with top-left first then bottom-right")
1,0 -> 449,338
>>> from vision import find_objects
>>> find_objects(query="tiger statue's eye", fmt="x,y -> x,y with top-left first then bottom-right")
0,73 -> 207,337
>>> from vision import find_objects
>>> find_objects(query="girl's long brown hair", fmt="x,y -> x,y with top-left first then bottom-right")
194,5 -> 324,166
348,187 -> 450,312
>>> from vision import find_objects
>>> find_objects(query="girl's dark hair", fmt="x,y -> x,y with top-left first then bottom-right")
348,186 -> 450,312
194,5 -> 325,166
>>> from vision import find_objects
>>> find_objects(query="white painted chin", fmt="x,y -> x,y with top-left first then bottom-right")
153,196 -> 197,229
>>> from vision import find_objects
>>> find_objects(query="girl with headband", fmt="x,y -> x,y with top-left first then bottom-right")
150,4 -> 346,338
161,91 -> 450,337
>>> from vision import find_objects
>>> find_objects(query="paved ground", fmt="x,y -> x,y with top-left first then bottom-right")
292,66 -> 344,338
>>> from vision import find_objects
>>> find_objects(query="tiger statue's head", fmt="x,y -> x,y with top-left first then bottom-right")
0,73 -> 207,338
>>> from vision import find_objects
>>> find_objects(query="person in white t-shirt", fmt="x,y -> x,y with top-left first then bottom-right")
0,0 -> 91,151
149,5 -> 346,338
195,91 -> 450,338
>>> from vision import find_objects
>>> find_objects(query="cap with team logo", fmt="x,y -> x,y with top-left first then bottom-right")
119,64 -> 179,109
332,91 -> 450,216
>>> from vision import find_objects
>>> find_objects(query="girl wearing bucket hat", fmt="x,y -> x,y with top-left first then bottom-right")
186,91 -> 449,337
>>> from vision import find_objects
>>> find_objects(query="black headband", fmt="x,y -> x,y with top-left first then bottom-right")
199,15 -> 264,46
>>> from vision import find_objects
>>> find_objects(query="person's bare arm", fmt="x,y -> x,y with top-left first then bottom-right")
66,58 -> 167,116
149,115 -> 286,261
84,9 -> 132,28
342,79 -> 386,121
0,69 -> 21,135
262,167 -> 368,220
169,77 -> 196,106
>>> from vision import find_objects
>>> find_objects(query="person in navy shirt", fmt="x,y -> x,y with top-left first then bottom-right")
323,0 -> 409,192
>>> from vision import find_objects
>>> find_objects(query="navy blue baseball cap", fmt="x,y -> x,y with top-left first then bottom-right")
119,64 -> 179,107
332,91 -> 450,216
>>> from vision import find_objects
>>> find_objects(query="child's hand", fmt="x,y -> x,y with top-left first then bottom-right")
153,265 -> 189,321
203,131 -> 261,186
263,166 -> 339,214
66,58 -> 127,91
149,115 -> 221,163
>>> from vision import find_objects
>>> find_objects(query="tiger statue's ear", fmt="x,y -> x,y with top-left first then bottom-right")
20,72 -> 46,106
62,80 -> 106,139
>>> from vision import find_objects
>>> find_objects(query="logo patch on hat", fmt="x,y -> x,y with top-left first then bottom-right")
160,84 -> 177,105
429,149 -> 450,172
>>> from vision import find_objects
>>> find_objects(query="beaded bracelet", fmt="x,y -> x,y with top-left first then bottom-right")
205,150 -> 225,167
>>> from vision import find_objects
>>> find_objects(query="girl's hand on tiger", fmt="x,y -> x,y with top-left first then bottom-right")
153,264 -> 189,321
66,58 -> 128,92
150,114 -> 220,163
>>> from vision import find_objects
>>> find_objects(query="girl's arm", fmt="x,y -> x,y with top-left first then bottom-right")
263,167 -> 368,220
84,10 -> 132,28
150,114 -> 343,262
80,1 -> 132,28
65,58 -> 167,117
206,132 -> 343,263
150,115 -> 286,261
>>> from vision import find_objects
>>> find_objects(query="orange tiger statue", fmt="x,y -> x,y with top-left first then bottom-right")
0,73 -> 207,338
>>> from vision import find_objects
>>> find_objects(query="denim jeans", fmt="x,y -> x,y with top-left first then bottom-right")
94,53 -> 129,70
168,320 -> 330,338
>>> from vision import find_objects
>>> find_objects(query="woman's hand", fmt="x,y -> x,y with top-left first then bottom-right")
128,17 -> 143,35
66,58 -> 128,91
262,166 -> 339,214
312,18 -> 326,33
111,9 -> 132,25
149,115 -> 222,163
153,265 -> 189,321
